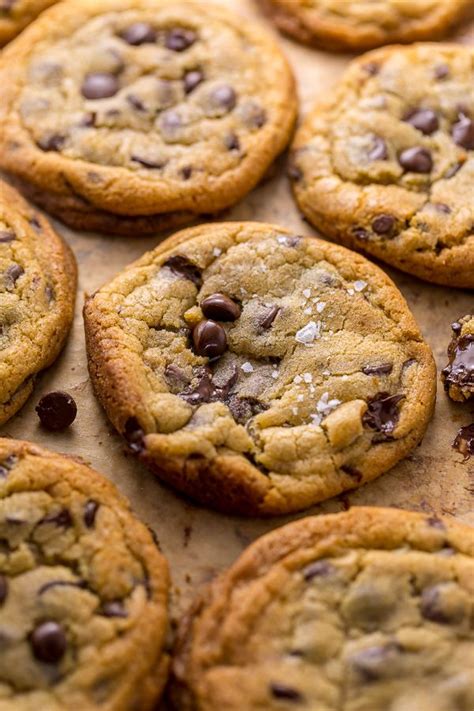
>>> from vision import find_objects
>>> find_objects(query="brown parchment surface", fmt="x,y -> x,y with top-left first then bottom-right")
1,0 -> 473,675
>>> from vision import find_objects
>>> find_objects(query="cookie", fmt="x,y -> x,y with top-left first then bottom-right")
0,437 -> 170,711
0,0 -> 58,47
0,179 -> 76,427
0,0 -> 296,235
442,315 -> 474,402
169,507 -> 474,710
83,222 -> 436,516
260,0 -> 471,51
290,43 -> 474,288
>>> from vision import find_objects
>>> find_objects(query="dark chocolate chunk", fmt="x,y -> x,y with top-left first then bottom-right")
127,94 -> 146,112
181,365 -> 238,405
0,231 -> 15,243
192,320 -> 227,359
350,642 -> 401,682
270,683 -> 304,702
124,417 -> 145,454
0,575 -> 7,605
398,146 -> 433,173
163,255 -> 202,287
444,162 -> 462,179
101,601 -> 128,618
452,423 -> 474,460
452,114 -> 474,150
363,392 -> 404,434
36,391 -> 77,431
30,621 -> 67,664
5,263 -> 24,288
210,84 -> 236,112
132,155 -> 165,169
39,579 -> 87,595
362,363 -> 393,376
432,202 -> 451,214
165,28 -> 196,51
201,293 -> 241,322
340,465 -> 363,481
180,166 -> 192,180
37,134 -> 65,151
372,214 -> 395,235
120,22 -> 156,45
302,560 -> 333,580
0,455 -> 17,479
81,73 -> 119,100
405,108 -> 439,135
259,305 -> 280,331
368,136 -> 388,161
224,133 -> 240,151
40,509 -> 72,528
184,69 -> 203,94
420,585 -> 464,624
442,333 -> 474,394
84,500 -> 99,528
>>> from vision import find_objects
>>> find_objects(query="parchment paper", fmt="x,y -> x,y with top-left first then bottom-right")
1,0 -> 473,638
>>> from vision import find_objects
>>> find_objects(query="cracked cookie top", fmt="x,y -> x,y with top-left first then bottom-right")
84,222 -> 436,515
261,0 -> 471,51
0,179 -> 76,427
170,507 -> 474,711
290,44 -> 474,288
0,438 -> 169,711
442,315 -> 474,402
0,0 -> 58,47
0,0 -> 296,220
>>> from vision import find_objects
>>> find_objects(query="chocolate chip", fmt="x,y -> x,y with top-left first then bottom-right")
372,214 -> 395,235
224,133 -> 240,151
37,134 -> 65,151
239,101 -> 266,128
405,108 -> 439,135
352,227 -> 370,240
124,417 -> 145,454
368,136 -> 388,161
398,147 -> 433,173
39,579 -> 87,595
36,391 -> 77,431
81,112 -> 96,127
434,64 -> 449,80
127,94 -> 146,112
201,293 -> 241,322
269,683 -> 304,702
165,364 -> 190,391
40,509 -> 72,528
165,28 -> 196,51
84,500 -> 99,528
302,560 -> 333,580
451,321 -> 462,334
341,465 -> 363,481
0,231 -> 15,243
0,455 -> 17,478
210,85 -> 236,113
0,575 -> 7,605
362,363 -> 393,376
453,423 -> 474,460
444,162 -> 462,179
363,62 -> 379,76
287,163 -> 302,181
192,320 -> 227,359
5,263 -> 24,288
120,22 -> 156,45
132,155 -> 165,169
180,166 -> 192,180
180,366 -> 238,405
442,334 -> 474,394
101,601 -> 128,618
259,305 -> 280,331
350,642 -> 401,682
226,395 -> 267,424
363,392 -> 404,434
163,255 -> 202,287
426,516 -> 445,530
184,69 -> 203,94
81,73 -> 119,100
432,202 -> 451,214
30,621 -> 67,664
452,113 -> 474,150
420,585 -> 463,624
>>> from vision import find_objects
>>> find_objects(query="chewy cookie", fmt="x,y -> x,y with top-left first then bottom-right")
169,507 -> 474,710
0,0 -> 58,47
0,179 -> 76,427
0,437 -> 170,711
0,0 -> 296,235
442,315 -> 474,402
260,0 -> 471,51
84,222 -> 436,516
290,43 -> 474,288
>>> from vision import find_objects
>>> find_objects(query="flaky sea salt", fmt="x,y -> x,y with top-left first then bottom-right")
303,288 -> 311,298
213,247 -> 222,257
316,301 -> 326,313
241,362 -> 254,373
295,321 -> 321,345
353,280 -> 367,292
293,375 -> 303,384
304,307 -> 312,315
316,392 -> 341,416
271,370 -> 279,379
303,373 -> 312,383
347,288 -> 355,296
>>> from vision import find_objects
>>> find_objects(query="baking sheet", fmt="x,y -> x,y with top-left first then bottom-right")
1,0 -> 473,649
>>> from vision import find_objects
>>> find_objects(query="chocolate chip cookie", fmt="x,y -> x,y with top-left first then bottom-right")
0,179 -> 76,427
442,315 -> 474,402
0,0 -> 296,235
0,0 -> 58,47
169,507 -> 474,710
0,437 -> 170,710
290,43 -> 474,288
260,0 -> 471,51
84,222 -> 436,516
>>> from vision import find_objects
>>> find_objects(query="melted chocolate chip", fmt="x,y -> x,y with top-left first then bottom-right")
124,417 -> 145,454
0,575 -> 7,605
341,464 -> 363,481
0,231 -> 15,243
362,363 -> 393,376
192,320 -> 227,359
224,133 -> 240,151
121,22 -> 156,45
84,500 -> 99,528
210,85 -> 236,112
5,263 -> 24,288
453,423 -> 474,460
405,108 -> 439,135
363,392 -> 404,434
368,136 -> 388,161
259,305 -> 280,331
452,114 -> 474,150
184,69 -> 203,94
40,509 -> 72,528
442,334 -> 474,394
181,366 -> 238,406
101,601 -> 128,618
165,28 -> 196,51
163,255 -> 202,287
398,147 -> 433,173
36,391 -> 77,431
30,621 -> 67,664
372,214 -> 395,235
37,134 -> 65,151
201,293 -> 241,322
226,395 -> 268,424
302,560 -> 333,580
270,683 -> 304,702
81,73 -> 119,100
